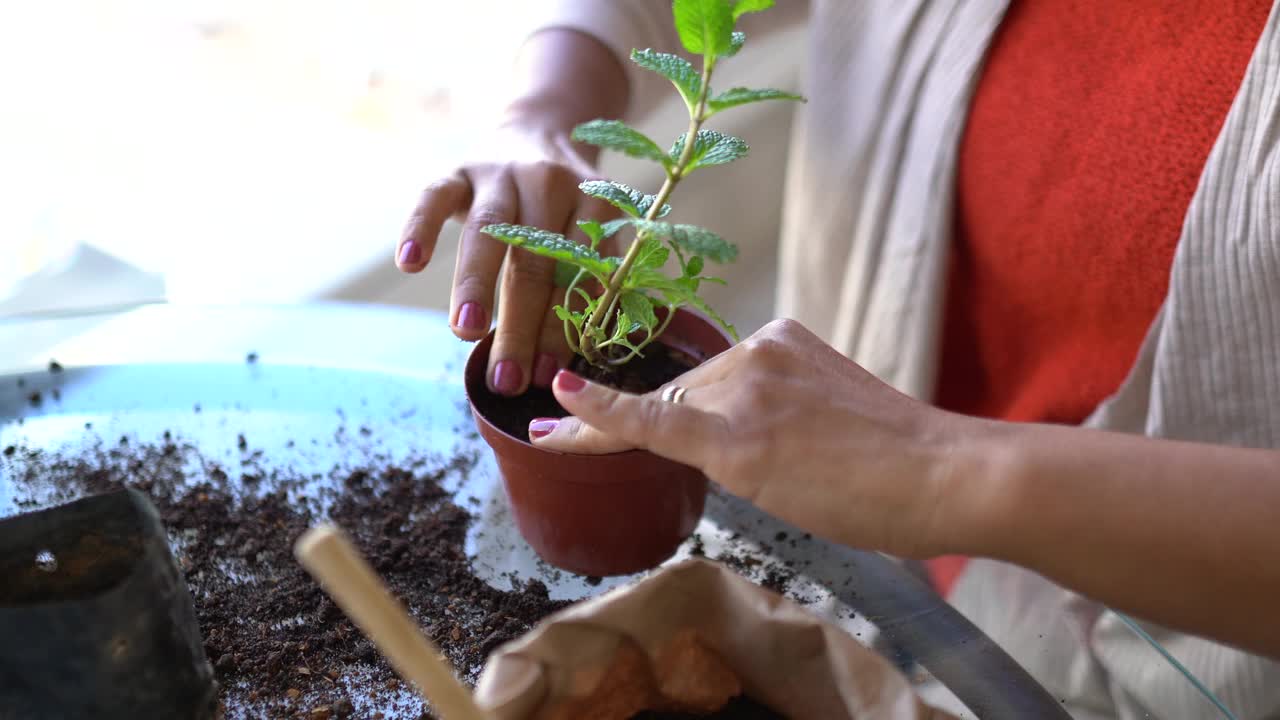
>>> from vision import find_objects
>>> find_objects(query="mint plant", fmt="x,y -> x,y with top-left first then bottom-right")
482,0 -> 803,367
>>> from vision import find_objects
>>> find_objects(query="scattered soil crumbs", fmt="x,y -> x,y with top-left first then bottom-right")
629,696 -> 787,719
3,439 -> 569,719
704,535 -> 795,596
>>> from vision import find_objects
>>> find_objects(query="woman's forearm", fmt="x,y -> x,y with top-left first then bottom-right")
530,318 -> 1280,657
955,420 -> 1280,657
502,28 -> 630,137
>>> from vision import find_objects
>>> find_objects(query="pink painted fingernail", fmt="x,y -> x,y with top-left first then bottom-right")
492,360 -> 523,395
532,353 -> 559,387
529,417 -> 559,439
398,240 -> 422,266
554,370 -> 586,393
456,303 -> 487,332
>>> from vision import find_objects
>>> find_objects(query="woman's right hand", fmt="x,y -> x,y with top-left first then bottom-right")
394,27 -> 631,397
396,113 -> 621,397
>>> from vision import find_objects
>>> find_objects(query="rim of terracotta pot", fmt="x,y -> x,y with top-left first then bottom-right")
464,307 -> 732,462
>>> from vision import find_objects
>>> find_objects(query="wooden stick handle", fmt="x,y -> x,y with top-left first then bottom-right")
294,524 -> 489,720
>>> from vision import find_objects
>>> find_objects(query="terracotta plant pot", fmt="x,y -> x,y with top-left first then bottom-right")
465,308 -> 733,576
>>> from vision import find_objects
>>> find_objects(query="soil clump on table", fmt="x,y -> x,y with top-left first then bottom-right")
471,343 -> 697,442
3,438 -> 569,719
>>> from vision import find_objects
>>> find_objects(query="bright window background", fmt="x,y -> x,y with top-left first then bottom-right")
0,0 -> 544,307
0,0 -> 801,337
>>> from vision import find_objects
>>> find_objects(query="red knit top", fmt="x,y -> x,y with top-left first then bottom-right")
929,0 -> 1273,595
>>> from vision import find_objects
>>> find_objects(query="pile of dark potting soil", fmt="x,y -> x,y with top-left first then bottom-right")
2,438 -> 569,719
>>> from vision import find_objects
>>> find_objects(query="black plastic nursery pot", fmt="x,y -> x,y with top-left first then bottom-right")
0,488 -> 217,719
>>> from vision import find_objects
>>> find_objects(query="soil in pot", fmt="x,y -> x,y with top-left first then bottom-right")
470,343 -> 697,443
629,696 -> 787,719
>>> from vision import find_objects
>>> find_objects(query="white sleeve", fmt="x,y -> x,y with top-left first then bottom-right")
524,0 -> 809,119
1091,613 -> 1280,719
950,558 -> 1280,719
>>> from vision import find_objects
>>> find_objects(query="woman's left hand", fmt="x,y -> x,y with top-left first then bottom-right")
529,318 -> 995,559
536,319 -> 1280,657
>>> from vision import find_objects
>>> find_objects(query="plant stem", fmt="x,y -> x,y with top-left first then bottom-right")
561,268 -> 588,354
579,59 -> 715,364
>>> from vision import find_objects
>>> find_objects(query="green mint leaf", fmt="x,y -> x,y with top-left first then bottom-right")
624,269 -> 736,340
554,304 -> 585,330
685,255 -> 705,277
611,310 -> 643,341
619,291 -> 658,331
577,217 -> 633,248
725,31 -> 746,56
577,220 -> 605,248
706,87 -> 805,115
572,119 -> 671,167
673,0 -> 734,56
554,260 -> 582,288
614,310 -> 630,337
633,220 -> 739,263
637,196 -> 673,219
627,268 -> 691,302
670,130 -> 748,171
633,235 -> 671,271
602,218 -> 631,237
732,0 -> 773,19
482,223 -> 615,277
579,180 -> 672,219
630,49 -> 700,109
607,333 -> 645,357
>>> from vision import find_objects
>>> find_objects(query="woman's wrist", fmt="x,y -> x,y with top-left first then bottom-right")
937,418 -> 1118,569
499,93 -> 600,135
499,28 -> 630,141
927,413 -> 1029,561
